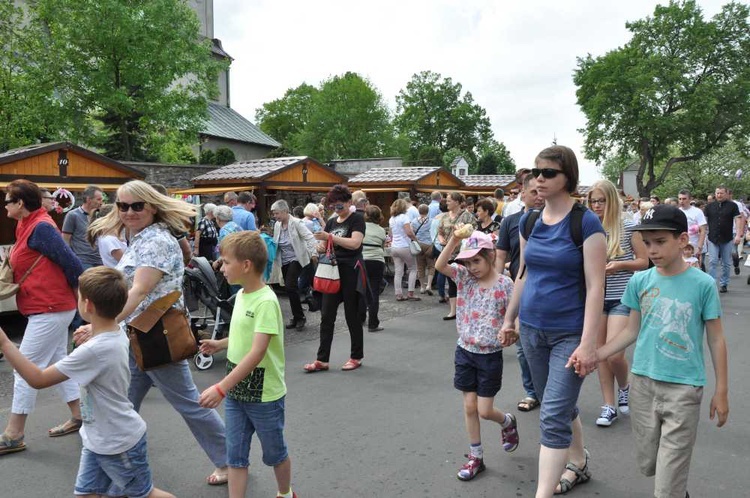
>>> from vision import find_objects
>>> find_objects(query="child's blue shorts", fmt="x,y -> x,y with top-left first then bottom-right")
454,346 -> 504,397
226,396 -> 289,468
74,433 -> 153,498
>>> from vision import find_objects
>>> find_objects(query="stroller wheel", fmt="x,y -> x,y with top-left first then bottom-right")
194,353 -> 214,371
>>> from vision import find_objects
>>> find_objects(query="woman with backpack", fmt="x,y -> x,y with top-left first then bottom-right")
501,146 -> 606,496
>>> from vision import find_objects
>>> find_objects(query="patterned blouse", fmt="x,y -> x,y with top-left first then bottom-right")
451,264 -> 514,354
117,223 -> 183,323
438,210 -> 477,256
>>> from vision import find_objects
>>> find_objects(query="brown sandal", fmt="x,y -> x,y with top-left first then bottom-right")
49,418 -> 83,437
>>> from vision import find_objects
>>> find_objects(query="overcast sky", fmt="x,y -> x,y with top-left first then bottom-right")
213,0 -> 726,185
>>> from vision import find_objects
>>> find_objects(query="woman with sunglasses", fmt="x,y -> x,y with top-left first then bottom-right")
304,184 -> 367,372
587,180 -> 648,427
500,146 -> 607,496
85,180 -> 229,486
0,180 -> 84,456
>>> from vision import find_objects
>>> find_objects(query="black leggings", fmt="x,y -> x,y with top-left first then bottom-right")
447,277 -> 457,298
364,259 -> 385,329
317,262 -> 364,362
281,260 -> 305,321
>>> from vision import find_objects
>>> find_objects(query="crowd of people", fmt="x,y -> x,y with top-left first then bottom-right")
0,145 -> 736,497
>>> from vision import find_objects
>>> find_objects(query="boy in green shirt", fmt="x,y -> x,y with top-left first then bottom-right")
588,205 -> 729,498
198,231 -> 296,498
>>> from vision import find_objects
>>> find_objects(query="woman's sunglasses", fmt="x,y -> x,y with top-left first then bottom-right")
531,168 -> 565,179
116,201 -> 146,212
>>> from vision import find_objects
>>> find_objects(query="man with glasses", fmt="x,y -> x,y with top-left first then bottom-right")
39,188 -> 55,213
678,190 -> 707,268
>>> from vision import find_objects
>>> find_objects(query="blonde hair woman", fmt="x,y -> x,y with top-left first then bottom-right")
587,180 -> 648,427
85,180 -> 229,486
389,198 -> 420,301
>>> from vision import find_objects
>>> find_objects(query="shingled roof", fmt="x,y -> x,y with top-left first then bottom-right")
459,175 -> 515,187
192,156 -> 312,183
347,167 -> 443,184
201,103 -> 280,148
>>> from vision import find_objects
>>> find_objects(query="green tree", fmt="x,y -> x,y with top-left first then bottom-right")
255,83 -> 317,153
395,71 -> 493,164
294,72 -> 396,161
0,2 -> 64,151
599,154 -> 637,185
477,139 -> 516,174
575,0 -> 750,197
215,147 -> 236,166
31,0 -> 224,160
199,149 -> 216,165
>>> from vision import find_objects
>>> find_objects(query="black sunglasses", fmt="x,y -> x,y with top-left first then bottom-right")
4,199 -> 17,205
531,168 -> 566,179
116,201 -> 146,212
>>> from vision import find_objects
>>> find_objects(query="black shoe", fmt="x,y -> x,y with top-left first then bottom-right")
735,266 -> 741,275
719,286 -> 728,293
368,326 -> 384,333
295,318 -> 306,330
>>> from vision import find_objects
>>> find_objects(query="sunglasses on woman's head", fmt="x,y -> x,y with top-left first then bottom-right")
531,168 -> 565,179
116,201 -> 146,212
329,203 -> 345,211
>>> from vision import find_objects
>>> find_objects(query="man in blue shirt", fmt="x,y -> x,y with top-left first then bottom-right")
428,191 -> 442,221
224,191 -> 257,231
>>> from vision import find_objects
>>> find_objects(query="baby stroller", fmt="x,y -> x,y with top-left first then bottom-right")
183,256 -> 235,370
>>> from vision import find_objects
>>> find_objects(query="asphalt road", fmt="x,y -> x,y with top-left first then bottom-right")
1,274 -> 749,497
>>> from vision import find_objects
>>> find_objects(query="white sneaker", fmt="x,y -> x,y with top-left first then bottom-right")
618,385 -> 630,415
596,405 -> 618,427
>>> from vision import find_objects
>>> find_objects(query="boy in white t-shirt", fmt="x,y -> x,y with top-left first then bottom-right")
0,267 -> 174,498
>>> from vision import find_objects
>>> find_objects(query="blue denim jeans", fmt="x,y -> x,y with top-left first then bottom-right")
520,323 -> 585,449
74,433 -> 152,498
708,240 -> 734,287
225,396 -> 288,468
128,354 -> 227,467
436,271 -> 446,298
516,339 -> 537,399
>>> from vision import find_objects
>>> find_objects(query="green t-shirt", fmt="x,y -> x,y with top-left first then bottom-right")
621,266 -> 721,387
226,285 -> 286,402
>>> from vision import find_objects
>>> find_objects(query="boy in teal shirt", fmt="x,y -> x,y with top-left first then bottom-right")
592,205 -> 729,498
198,231 -> 296,498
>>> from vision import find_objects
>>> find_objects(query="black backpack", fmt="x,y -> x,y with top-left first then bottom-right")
519,203 -> 587,301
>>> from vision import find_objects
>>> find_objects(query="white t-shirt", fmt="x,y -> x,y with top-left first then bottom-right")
56,329 -> 146,455
389,213 -> 412,248
502,197 -> 524,217
97,235 -> 128,269
407,205 -> 420,222
680,206 -> 707,249
733,200 -> 748,236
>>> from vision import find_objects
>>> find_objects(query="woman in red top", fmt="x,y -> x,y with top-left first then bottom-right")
0,180 -> 84,456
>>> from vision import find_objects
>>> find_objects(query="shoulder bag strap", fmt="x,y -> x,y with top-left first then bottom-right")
18,254 -> 44,286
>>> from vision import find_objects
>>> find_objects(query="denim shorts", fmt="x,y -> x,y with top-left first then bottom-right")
226,396 -> 288,468
519,323 -> 585,449
603,299 -> 630,316
74,433 -> 153,498
454,346 -> 504,397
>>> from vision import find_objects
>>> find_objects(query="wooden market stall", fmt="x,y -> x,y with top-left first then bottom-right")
175,156 -> 347,225
0,142 -> 146,245
347,167 -> 465,219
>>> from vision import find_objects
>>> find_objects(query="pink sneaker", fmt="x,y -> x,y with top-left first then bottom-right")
457,454 -> 485,481
501,414 -> 519,452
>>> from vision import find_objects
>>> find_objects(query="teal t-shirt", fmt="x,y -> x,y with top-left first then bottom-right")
621,266 -> 721,386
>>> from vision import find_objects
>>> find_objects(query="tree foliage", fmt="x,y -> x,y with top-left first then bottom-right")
30,0 -> 224,160
477,139 -> 516,175
575,0 -> 750,197
0,2 -> 62,151
256,73 -> 396,161
255,83 -> 317,152
395,71 -> 494,164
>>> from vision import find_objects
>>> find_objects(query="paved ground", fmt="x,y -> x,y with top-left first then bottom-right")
1,273 -> 748,497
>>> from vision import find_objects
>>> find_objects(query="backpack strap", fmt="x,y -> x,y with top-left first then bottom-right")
517,209 -> 542,280
569,202 -> 588,302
